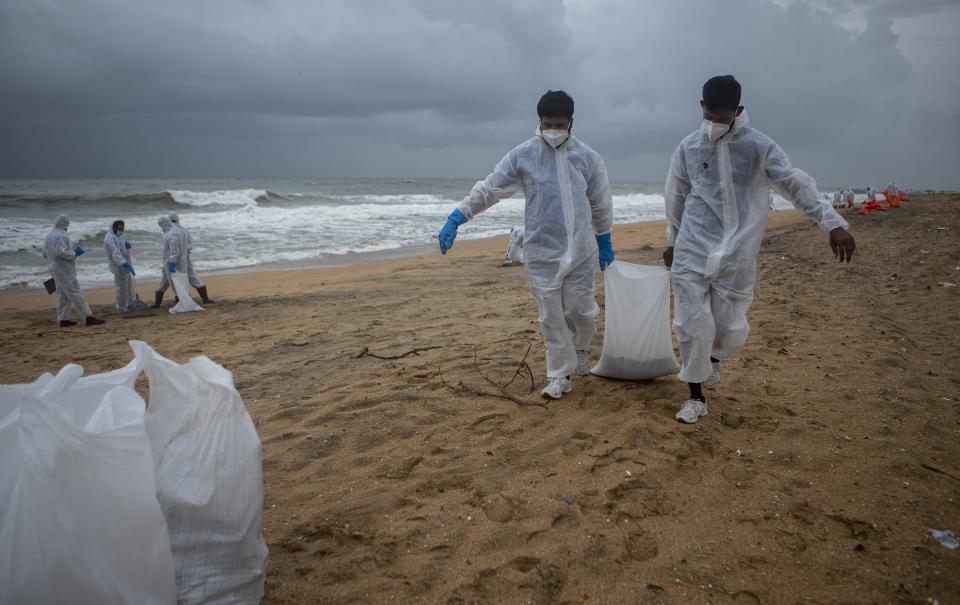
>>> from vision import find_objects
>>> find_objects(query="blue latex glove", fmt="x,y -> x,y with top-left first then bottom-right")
438,208 -> 468,255
123,262 -> 135,276
596,232 -> 614,271
124,241 -> 132,250
74,246 -> 85,256
167,261 -> 177,273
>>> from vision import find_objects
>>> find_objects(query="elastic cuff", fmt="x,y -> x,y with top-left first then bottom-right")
449,208 -> 469,226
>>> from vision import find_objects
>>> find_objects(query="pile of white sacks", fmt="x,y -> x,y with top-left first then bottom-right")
0,341 -> 268,605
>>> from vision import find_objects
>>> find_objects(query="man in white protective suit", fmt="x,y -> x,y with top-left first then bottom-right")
663,75 -> 856,423
103,219 -> 136,312
42,214 -> 106,327
437,90 -> 615,400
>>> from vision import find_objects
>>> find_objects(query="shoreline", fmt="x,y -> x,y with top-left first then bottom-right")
0,211 -> 810,305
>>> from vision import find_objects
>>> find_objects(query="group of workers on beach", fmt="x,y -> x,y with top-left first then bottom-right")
42,213 -> 212,327
45,74 -> 877,424
826,182 -> 906,211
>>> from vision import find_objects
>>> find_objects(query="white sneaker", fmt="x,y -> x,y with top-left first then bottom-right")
575,350 -> 589,376
675,399 -> 708,423
703,361 -> 721,389
541,376 -> 572,399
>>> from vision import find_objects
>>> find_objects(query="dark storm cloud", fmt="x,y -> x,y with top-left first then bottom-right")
1,0 -> 958,188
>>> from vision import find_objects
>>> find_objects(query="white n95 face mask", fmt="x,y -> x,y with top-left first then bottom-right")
542,129 -> 569,148
702,119 -> 731,142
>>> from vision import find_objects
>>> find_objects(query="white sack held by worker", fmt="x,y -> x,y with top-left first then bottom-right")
591,261 -> 680,380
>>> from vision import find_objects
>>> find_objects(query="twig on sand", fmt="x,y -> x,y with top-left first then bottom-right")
502,344 -> 533,390
473,346 -> 502,389
454,383 -> 548,408
354,345 -> 443,360
468,344 -> 543,405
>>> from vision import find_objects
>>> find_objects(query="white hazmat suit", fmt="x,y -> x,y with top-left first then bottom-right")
456,130 -> 613,378
158,213 -> 204,292
42,215 -> 93,321
665,112 -> 848,383
103,229 -> 135,311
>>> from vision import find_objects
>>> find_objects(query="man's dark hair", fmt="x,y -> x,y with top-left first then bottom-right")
112,219 -> 124,234
537,90 -> 574,119
702,75 -> 741,111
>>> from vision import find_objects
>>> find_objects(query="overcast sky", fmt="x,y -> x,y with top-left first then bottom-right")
1,0 -> 958,189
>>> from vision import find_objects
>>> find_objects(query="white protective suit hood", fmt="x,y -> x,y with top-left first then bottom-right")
168,212 -> 180,224
158,216 -> 173,233
54,214 -> 70,230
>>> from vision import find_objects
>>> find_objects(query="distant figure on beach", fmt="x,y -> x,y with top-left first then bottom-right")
663,75 -> 855,424
845,188 -> 855,208
503,226 -> 525,266
42,214 -> 105,327
103,219 -> 136,312
437,90 -> 614,400
153,213 -> 213,307
832,190 -> 843,209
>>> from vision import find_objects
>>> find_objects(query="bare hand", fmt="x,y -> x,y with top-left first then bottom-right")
663,246 -> 674,268
829,228 -> 855,263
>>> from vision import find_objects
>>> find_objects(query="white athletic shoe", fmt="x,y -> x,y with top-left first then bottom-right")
575,350 -> 589,376
675,399 -> 708,424
703,361 -> 722,389
541,376 -> 572,399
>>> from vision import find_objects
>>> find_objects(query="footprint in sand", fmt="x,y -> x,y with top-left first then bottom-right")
624,529 -> 659,561
774,531 -> 807,554
551,513 -> 578,530
470,413 -> 510,434
482,493 -> 514,522
733,590 -> 761,604
639,584 -> 670,605
721,464 -> 756,485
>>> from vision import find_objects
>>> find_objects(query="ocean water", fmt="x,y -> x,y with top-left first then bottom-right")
0,179 -> 801,290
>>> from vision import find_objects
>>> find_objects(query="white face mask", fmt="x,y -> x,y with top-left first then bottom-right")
541,129 -> 569,148
701,119 -> 732,142
116,230 -> 124,236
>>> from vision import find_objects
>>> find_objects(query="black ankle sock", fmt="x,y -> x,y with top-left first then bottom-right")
688,382 -> 705,403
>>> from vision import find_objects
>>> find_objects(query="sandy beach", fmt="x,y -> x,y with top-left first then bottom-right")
1,196 -> 958,603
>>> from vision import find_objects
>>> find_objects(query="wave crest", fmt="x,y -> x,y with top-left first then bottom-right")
166,189 -> 281,207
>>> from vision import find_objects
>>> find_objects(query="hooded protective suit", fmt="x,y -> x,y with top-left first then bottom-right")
664,112 -> 848,383
103,227 -> 135,311
158,213 -> 203,292
158,216 -> 179,287
455,129 -> 613,377
43,215 -> 93,321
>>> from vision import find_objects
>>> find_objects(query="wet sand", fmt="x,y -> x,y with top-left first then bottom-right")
1,197 -> 958,603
